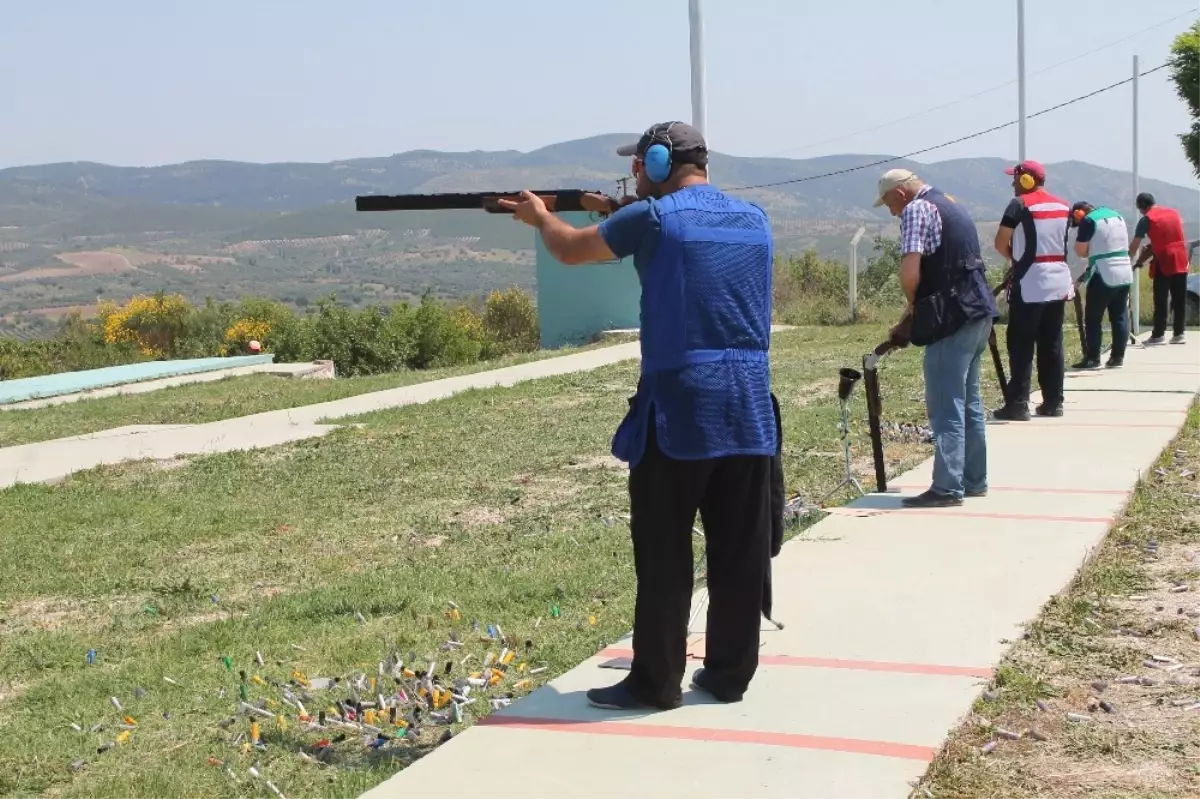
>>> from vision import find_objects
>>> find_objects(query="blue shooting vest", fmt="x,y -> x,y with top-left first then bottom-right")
909,187 -> 999,346
611,185 -> 777,468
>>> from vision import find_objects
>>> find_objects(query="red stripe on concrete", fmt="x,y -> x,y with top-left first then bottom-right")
477,715 -> 937,762
598,648 -> 992,678
892,484 -> 1128,496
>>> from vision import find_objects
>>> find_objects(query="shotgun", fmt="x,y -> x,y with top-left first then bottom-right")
990,274 -> 1011,399
1071,282 -> 1087,355
354,190 -> 623,215
861,319 -> 910,493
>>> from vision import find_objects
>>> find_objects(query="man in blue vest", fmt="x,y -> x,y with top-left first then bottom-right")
874,168 -> 1000,507
499,122 -> 778,711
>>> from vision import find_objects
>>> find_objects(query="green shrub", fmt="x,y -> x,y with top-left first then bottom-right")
273,296 -> 419,377
0,288 -> 544,382
482,287 -> 540,356
412,293 -> 483,369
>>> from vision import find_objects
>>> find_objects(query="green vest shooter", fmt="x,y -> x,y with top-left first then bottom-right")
1070,201 -> 1133,369
1077,206 -> 1133,288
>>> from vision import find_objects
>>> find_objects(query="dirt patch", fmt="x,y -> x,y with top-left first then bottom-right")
224,233 -> 386,254
0,681 -> 27,704
564,455 -> 626,472
112,248 -> 234,268
222,584 -> 286,604
163,609 -> 246,630
55,251 -> 133,272
0,251 -> 135,282
0,304 -> 98,325
458,506 -> 505,527
780,377 -> 839,408
0,595 -> 137,634
28,304 -> 97,320
545,395 -> 596,411
524,475 -> 587,508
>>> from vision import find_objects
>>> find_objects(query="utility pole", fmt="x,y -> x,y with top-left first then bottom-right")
1017,0 -> 1027,161
849,226 -> 866,322
688,0 -> 708,176
1131,54 -> 1141,334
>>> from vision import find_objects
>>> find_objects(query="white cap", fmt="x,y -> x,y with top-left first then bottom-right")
873,168 -> 920,207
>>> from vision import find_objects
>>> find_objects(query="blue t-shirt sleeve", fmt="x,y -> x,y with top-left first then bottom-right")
598,200 -> 657,260
1075,216 -> 1096,243
1134,215 -> 1149,239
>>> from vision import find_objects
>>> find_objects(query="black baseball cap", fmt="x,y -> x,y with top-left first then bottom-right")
615,122 -> 709,166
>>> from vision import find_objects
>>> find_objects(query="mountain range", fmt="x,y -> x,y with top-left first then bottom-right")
0,134 -> 1195,341
3,133 -> 1197,228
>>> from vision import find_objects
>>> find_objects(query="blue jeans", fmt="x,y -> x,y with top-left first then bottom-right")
922,317 -> 991,498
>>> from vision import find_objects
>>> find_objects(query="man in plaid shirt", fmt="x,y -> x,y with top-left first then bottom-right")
875,168 -> 998,507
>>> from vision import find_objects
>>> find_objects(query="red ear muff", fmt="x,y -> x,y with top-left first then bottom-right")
1072,209 -> 1086,222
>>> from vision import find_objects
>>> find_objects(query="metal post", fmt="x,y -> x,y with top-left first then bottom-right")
849,226 -> 865,321
1131,54 -> 1141,335
1017,0 -> 1027,161
688,0 -> 708,175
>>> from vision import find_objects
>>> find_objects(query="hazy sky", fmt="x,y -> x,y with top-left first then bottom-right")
3,1 -> 1198,186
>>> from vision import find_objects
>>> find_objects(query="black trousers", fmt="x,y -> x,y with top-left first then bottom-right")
1006,297 -> 1065,406
1152,272 -> 1188,338
1084,279 -> 1130,362
625,417 -> 772,706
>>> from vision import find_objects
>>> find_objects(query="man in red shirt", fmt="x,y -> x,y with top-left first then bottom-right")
1130,192 -> 1189,344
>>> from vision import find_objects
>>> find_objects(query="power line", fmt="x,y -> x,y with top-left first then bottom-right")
726,62 -> 1171,193
765,7 -> 1196,158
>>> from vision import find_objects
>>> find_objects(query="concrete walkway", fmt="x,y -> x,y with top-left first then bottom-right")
0,342 -> 641,489
0,326 -> 789,489
1,360 -> 332,410
360,338 -> 1199,799
0,354 -> 276,405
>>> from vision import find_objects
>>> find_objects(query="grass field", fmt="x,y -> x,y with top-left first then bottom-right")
0,321 -> 1092,798
0,343 -> 614,449
0,323 -> 947,799
917,401 -> 1200,798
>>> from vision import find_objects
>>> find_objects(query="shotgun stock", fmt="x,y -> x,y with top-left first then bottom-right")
354,190 -> 622,216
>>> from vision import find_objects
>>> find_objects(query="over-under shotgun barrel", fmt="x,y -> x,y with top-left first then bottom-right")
354,190 -> 618,215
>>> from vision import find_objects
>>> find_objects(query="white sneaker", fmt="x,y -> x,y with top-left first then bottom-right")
1145,335 -> 1166,346
1170,334 -> 1186,344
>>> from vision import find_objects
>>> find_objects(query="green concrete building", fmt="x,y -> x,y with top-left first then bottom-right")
535,210 -> 641,349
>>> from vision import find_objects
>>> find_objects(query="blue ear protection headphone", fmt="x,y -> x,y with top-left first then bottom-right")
642,123 -> 678,184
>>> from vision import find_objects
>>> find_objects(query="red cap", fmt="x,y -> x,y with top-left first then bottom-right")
1005,160 -> 1046,182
